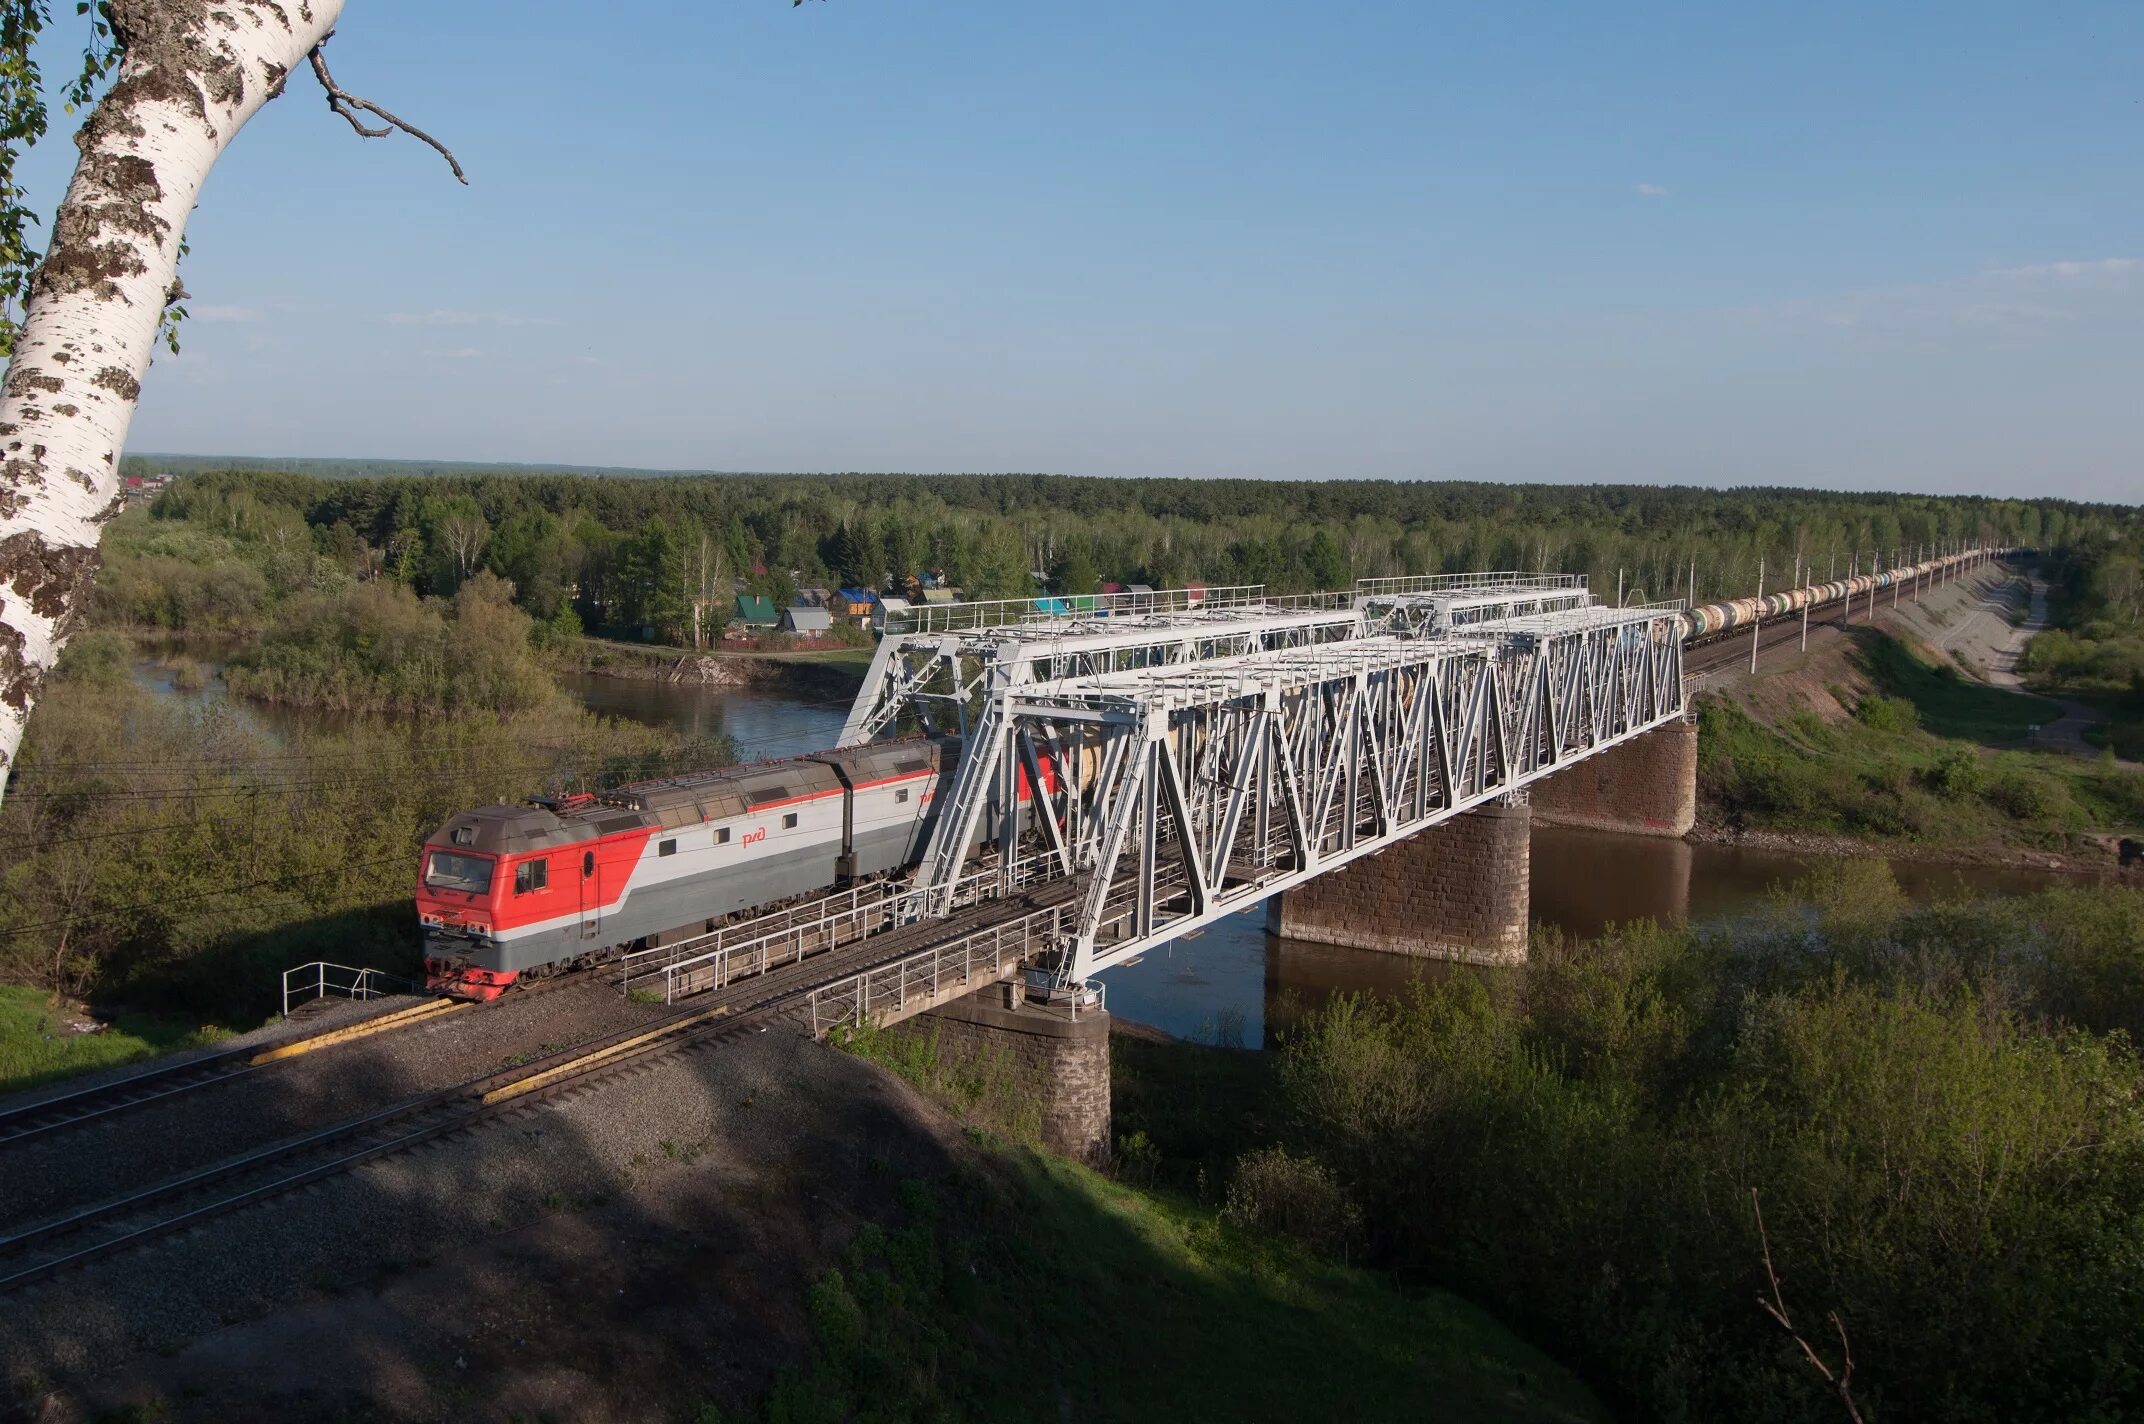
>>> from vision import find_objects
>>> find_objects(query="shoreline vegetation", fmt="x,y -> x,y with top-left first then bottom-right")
1089,865 -> 2144,1424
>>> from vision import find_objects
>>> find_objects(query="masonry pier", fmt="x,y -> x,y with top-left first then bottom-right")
1529,717 -> 1698,838
1266,797 -> 1533,965
886,983 -> 1112,1167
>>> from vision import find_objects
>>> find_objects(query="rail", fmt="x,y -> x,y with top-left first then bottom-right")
281,962 -> 415,1018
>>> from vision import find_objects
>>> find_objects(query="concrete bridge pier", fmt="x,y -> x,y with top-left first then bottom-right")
1266,796 -> 1533,965
885,983 -> 1112,1168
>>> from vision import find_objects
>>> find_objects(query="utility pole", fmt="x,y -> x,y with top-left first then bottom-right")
1617,567 -> 1625,607
1687,556 -> 1696,608
1893,548 -> 1901,609
1751,556 -> 1764,674
1844,552 -> 1856,627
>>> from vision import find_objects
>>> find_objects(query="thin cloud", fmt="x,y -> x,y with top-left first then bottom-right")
1753,257 -> 2140,338
427,346 -> 485,360
1635,183 -> 1670,198
191,304 -> 261,321
387,309 -> 558,328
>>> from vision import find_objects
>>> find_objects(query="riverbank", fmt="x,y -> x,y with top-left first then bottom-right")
1686,815 -> 2138,879
565,636 -> 872,696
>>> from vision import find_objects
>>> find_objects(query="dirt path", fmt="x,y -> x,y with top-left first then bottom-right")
1930,575 -> 2114,759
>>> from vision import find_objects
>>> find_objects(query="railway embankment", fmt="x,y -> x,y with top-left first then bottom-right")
1,1017 -> 1603,1424
0,980 -> 668,1238
1686,566 -> 2144,878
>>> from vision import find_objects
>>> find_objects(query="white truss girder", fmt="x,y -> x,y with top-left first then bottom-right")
906,601 -> 1687,984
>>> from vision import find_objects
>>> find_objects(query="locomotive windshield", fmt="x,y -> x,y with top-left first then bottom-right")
425,850 -> 495,894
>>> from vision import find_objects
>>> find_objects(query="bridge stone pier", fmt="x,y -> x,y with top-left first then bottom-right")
1529,716 -> 1698,839
883,983 -> 1112,1168
1266,798 -> 1533,966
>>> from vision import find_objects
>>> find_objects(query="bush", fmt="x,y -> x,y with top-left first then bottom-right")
1988,769 -> 2059,821
1924,745 -> 1987,799
1270,890 -> 2144,1423
1855,693 -> 1920,733
1221,1145 -> 1362,1259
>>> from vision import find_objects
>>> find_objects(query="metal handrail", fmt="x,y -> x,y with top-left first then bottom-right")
805,902 -> 1072,1035
632,850 -> 1065,1004
281,962 -> 414,1018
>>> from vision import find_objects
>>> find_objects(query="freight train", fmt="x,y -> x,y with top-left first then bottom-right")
1679,549 -> 1988,640
417,736 -> 1049,999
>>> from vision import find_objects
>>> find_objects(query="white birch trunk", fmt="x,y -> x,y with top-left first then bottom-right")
0,0 -> 342,791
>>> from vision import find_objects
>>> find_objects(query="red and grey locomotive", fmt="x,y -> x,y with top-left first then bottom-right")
416,736 -> 1048,999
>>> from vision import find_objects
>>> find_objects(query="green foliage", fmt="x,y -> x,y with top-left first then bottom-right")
1261,879 -> 2144,1423
1219,1144 -> 1362,1258
0,985 -> 229,1095
834,1021 -> 1044,1145
222,573 -> 556,715
1854,691 -> 1919,733
1698,649 -> 2141,845
767,1157 -> 1603,1423
0,669 -> 719,1028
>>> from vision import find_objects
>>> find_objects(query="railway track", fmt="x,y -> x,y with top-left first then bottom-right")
0,885 -> 1054,1294
0,996 -> 469,1149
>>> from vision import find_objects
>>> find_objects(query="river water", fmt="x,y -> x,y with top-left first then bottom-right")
138,657 -> 2100,1046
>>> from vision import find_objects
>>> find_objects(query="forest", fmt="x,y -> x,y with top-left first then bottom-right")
101,465 -> 2130,653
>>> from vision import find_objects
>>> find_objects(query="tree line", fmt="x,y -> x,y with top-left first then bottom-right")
126,466 -> 2134,650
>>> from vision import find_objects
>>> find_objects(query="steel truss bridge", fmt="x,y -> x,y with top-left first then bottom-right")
834,573 -> 1688,993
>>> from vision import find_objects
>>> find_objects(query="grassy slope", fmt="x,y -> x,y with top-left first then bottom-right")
0,986 -> 230,1095
1699,627 -> 2144,846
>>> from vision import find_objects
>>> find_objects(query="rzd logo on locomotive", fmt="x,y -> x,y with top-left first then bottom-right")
742,827 -> 767,846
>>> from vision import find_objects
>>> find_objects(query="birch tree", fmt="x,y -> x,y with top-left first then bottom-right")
0,0 -> 463,796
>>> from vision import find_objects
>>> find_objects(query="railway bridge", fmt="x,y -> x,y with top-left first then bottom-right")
626,548 -> 2001,1164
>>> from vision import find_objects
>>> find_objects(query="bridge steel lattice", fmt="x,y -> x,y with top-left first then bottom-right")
892,580 -> 1687,987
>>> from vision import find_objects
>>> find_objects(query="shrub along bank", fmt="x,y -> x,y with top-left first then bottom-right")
1115,870 -> 2144,1424
1697,630 -> 2144,847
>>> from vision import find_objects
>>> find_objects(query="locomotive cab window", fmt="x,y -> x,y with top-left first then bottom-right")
582,851 -> 595,878
783,812 -> 799,829
425,851 -> 494,895
514,860 -> 548,894
714,828 -> 731,845
659,839 -> 677,857
895,788 -> 910,804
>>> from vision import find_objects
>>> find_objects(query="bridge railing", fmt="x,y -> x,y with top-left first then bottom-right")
805,902 -> 1072,1035
1356,572 -> 1588,598
630,850 -> 1063,1004
889,584 -> 1269,635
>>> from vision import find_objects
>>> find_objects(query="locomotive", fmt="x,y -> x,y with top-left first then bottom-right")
417,735 -> 1049,999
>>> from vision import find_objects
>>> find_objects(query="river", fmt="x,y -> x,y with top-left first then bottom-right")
138,656 -> 2101,1046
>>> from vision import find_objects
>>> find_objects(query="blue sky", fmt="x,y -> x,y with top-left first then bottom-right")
25,1 -> 2144,499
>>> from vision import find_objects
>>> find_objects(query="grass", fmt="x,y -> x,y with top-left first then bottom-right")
0,985 -> 232,1096
772,1141 -> 1604,1424
827,1024 -> 1603,1423
1858,633 -> 2062,744
1701,629 -> 2144,846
